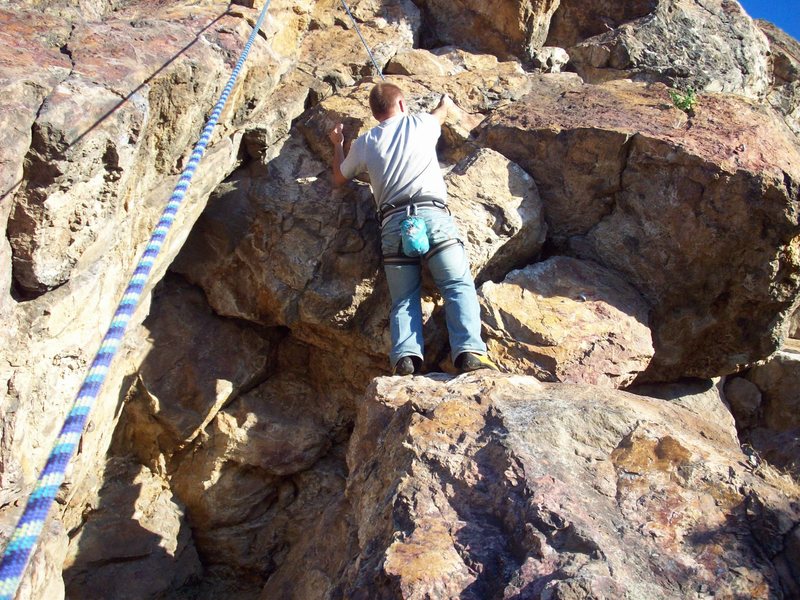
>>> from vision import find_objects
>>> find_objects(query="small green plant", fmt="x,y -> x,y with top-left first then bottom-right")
669,87 -> 698,114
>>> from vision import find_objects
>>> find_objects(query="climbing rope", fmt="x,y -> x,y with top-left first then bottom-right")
0,2 -> 272,596
339,0 -> 385,81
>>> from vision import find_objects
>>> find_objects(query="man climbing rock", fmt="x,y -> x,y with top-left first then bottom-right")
328,82 -> 496,375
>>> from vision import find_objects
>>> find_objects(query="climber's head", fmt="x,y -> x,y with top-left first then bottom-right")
369,82 -> 405,121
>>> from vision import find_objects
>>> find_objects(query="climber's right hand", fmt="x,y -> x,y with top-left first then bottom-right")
328,123 -> 345,146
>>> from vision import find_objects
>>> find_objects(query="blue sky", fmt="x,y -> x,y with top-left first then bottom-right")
738,0 -> 799,40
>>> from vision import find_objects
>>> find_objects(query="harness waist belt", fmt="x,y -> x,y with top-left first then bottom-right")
379,197 -> 449,227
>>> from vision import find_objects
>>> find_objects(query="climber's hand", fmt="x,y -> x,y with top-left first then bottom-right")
432,94 -> 453,125
328,123 -> 345,146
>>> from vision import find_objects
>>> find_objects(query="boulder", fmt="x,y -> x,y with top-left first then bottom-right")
745,341 -> 800,432
558,0 -> 771,99
628,377 -> 738,444
63,458 -> 201,599
480,75 -> 800,380
412,0 -> 560,61
480,73 -> 628,240
723,376 -> 763,429
546,0 -> 657,47
479,256 -> 653,387
112,276 -> 277,464
344,372 -> 800,598
443,148 -> 546,284
168,370 -> 348,577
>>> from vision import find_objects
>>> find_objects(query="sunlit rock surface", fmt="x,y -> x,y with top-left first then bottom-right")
1,0 -> 799,597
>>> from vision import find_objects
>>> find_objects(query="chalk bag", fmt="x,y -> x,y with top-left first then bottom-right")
400,213 -> 429,257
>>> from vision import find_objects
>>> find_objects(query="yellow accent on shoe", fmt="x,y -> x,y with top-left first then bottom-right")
457,352 -> 498,373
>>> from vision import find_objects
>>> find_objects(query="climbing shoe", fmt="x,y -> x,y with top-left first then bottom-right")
455,352 -> 498,373
393,356 -> 417,376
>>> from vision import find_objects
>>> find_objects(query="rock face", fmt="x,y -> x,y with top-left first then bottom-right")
344,372 -> 799,599
108,276 -> 361,593
758,20 -> 800,137
174,90 -> 545,367
549,0 -> 771,99
480,75 -> 800,381
479,257 -> 653,387
727,340 -> 800,482
62,458 -> 201,600
2,0 -> 800,599
546,0 -> 658,48
171,129 -> 387,358
1,0 -> 283,521
113,276 -> 278,463
745,343 -> 800,432
413,0 -> 560,60
0,1 -> 324,596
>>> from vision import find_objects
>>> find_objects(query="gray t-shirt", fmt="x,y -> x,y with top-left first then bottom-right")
340,112 -> 447,208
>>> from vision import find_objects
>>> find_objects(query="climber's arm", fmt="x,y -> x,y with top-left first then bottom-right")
431,94 -> 454,125
329,123 -> 350,187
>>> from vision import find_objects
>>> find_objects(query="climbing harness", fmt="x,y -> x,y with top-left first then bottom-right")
0,2 -> 272,597
378,197 -> 450,227
378,198 -> 458,265
424,237 -> 462,260
339,0 -> 385,81
382,235 -> 465,265
379,197 -> 458,263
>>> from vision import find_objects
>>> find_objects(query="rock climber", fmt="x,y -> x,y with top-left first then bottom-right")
328,81 -> 497,375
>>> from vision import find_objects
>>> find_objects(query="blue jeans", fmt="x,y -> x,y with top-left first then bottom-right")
381,207 -> 487,368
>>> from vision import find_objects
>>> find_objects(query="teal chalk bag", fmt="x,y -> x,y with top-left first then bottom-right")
400,212 -> 429,257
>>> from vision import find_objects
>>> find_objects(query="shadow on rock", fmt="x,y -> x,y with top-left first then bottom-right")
62,457 -> 201,599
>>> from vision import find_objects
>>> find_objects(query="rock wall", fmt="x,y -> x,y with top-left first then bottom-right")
758,20 -> 800,136
343,373 -> 798,599
1,1 -> 303,596
1,0 -> 799,598
557,0 -> 772,98
725,339 -> 800,484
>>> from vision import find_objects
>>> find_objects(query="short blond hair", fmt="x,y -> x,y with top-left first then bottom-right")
369,83 -> 404,118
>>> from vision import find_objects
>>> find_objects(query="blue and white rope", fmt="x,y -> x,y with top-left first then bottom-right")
339,0 -> 385,80
0,2 -> 272,597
